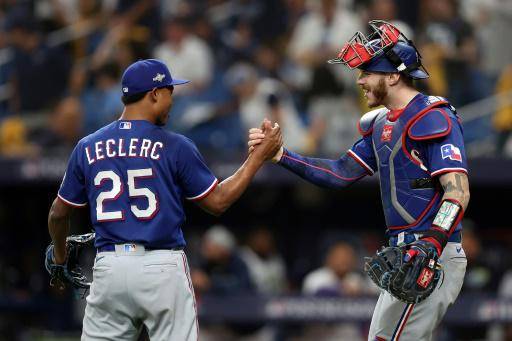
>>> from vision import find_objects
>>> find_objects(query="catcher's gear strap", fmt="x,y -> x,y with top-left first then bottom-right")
384,46 -> 421,75
422,199 -> 464,252
357,108 -> 387,136
278,148 -> 369,189
408,108 -> 452,141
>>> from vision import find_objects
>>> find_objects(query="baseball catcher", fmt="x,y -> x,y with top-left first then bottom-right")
249,20 -> 470,340
45,232 -> 95,293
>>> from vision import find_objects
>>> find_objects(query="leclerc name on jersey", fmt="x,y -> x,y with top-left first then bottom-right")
85,138 -> 163,165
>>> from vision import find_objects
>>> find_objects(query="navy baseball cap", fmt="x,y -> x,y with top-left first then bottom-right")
121,59 -> 189,97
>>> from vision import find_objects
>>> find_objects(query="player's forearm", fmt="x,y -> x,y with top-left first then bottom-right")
206,155 -> 264,216
439,172 -> 470,211
48,198 -> 71,263
420,172 -> 470,255
278,149 -> 368,189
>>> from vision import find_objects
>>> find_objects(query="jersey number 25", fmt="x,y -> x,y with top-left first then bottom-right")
94,168 -> 158,221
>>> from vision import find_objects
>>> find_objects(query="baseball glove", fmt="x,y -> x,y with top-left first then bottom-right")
45,232 -> 95,291
364,243 -> 441,304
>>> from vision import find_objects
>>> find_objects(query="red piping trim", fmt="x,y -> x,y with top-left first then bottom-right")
394,304 -> 415,341
57,194 -> 87,208
388,192 -> 441,230
282,154 -> 366,181
431,168 -> 467,177
181,253 -> 199,340
188,178 -> 219,201
408,109 -> 452,141
347,150 -> 374,175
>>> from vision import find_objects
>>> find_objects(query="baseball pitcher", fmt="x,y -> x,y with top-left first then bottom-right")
46,59 -> 281,340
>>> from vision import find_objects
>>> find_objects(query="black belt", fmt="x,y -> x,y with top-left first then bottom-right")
97,244 -> 184,252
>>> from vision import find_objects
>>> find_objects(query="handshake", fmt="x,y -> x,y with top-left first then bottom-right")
247,118 -> 284,163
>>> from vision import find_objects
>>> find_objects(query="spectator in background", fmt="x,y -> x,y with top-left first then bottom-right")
35,0 -> 108,58
219,16 -> 258,67
461,226 -> 503,294
449,224 -> 505,341
6,12 -> 71,113
418,0 -> 492,107
240,227 -> 287,295
305,64 -> 360,156
286,0 -> 361,91
300,241 -> 374,341
191,225 -> 254,297
225,62 -> 309,153
362,0 -> 413,39
193,224 -> 260,341
81,62 -> 123,134
0,117 -> 36,158
492,64 -> 512,156
490,263 -> 512,340
153,16 -> 214,94
109,0 -> 159,39
30,96 -> 83,151
459,0 -> 512,77
303,241 -> 374,296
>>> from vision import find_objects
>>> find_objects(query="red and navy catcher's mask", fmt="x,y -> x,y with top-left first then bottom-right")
328,20 -> 429,80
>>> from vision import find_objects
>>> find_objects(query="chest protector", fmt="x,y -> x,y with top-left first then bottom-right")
360,93 -> 456,234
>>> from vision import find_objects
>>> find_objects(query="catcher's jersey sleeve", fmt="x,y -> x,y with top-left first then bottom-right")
422,118 -> 468,177
58,142 -> 88,207
175,137 -> 218,200
348,135 -> 378,175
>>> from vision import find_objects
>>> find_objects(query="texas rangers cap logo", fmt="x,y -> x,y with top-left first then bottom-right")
441,144 -> 462,162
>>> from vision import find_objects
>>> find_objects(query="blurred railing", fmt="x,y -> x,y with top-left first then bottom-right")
198,295 -> 512,324
1,294 -> 511,325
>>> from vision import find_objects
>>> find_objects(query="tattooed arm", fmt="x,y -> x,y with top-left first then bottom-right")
438,172 -> 470,210
413,171 -> 470,256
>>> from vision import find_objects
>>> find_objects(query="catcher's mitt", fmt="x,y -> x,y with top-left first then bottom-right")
45,232 -> 95,292
364,243 -> 441,304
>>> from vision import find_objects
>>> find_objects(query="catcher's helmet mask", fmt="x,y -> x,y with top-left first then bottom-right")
328,20 -> 429,80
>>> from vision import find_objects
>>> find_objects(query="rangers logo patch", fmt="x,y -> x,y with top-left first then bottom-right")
417,267 -> 434,288
381,124 -> 393,142
441,144 -> 462,162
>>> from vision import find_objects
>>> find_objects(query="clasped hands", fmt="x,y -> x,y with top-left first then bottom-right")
247,118 -> 283,162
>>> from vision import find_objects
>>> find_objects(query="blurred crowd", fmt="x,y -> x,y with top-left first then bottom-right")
1,214 -> 512,340
0,0 -> 511,159
180,222 -> 512,340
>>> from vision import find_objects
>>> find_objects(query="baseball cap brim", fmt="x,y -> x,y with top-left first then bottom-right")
169,78 -> 190,86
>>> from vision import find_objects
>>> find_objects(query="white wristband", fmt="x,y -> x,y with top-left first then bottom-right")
271,147 -> 284,163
